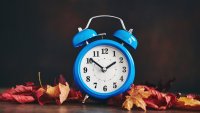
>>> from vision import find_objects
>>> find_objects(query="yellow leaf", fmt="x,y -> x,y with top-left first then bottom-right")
59,82 -> 70,104
134,96 -> 147,111
178,97 -> 200,106
122,85 -> 151,111
122,96 -> 134,110
46,85 -> 60,98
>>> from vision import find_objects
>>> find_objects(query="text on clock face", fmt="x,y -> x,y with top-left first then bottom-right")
80,45 -> 129,93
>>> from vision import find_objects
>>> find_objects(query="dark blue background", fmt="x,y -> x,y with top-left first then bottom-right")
0,0 -> 200,93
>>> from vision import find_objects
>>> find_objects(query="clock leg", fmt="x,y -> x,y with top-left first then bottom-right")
82,94 -> 89,103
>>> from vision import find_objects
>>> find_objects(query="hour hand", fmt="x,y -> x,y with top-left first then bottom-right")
90,58 -> 104,69
106,61 -> 116,69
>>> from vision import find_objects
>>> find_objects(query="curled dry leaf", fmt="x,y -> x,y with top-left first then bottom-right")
36,82 -> 70,105
35,74 -> 70,105
0,82 -> 37,103
143,85 -> 177,110
35,87 -> 51,105
175,97 -> 200,110
144,93 -> 176,110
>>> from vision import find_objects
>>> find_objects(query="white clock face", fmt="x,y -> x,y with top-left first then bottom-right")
80,45 -> 129,93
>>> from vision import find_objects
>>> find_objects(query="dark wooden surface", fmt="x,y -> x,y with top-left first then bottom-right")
0,102 -> 199,113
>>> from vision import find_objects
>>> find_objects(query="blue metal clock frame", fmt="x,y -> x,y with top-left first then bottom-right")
73,39 -> 135,99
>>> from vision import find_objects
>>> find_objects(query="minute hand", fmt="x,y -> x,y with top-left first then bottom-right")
106,61 -> 116,69
90,58 -> 104,69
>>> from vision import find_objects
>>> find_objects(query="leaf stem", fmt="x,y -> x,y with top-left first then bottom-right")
38,72 -> 43,88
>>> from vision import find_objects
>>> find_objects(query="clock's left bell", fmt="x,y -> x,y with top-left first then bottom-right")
73,28 -> 97,47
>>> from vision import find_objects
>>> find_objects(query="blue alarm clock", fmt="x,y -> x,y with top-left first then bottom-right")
73,15 -> 138,100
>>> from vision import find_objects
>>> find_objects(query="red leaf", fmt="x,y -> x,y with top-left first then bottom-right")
0,83 -> 37,103
143,88 -> 177,110
67,89 -> 83,101
35,88 -> 53,105
1,93 -> 15,101
12,95 -> 35,103
2,86 -> 31,95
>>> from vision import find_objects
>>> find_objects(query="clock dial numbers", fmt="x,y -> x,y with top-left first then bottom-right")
80,45 -> 129,93
113,51 -> 116,57
93,82 -> 97,88
86,58 -> 92,64
86,76 -> 90,82
119,57 -> 123,63
120,76 -> 124,82
113,82 -> 117,88
102,48 -> 108,54
93,51 -> 99,57
122,66 -> 126,73
103,85 -> 107,92
83,67 -> 87,73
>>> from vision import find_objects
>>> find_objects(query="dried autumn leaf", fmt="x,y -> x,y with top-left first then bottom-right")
12,95 -> 35,104
0,82 -> 37,103
67,89 -> 83,101
0,74 -> 72,105
175,97 -> 200,110
144,91 -> 177,110
35,87 -> 53,105
46,85 -> 60,98
132,85 -> 177,110
122,96 -> 134,110
36,82 -> 70,105
57,82 -> 70,104
178,97 -> 200,106
122,85 -> 151,111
